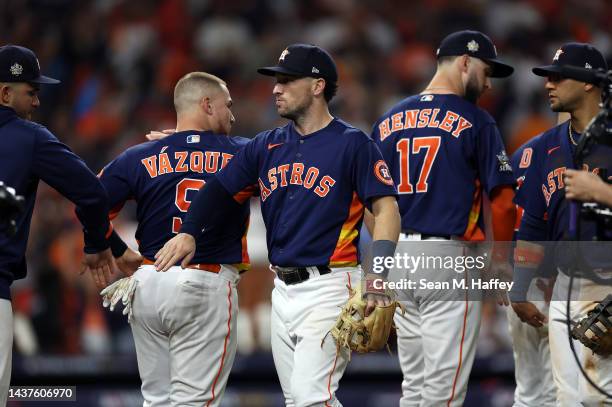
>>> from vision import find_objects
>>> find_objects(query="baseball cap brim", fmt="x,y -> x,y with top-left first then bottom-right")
257,66 -> 305,77
483,58 -> 514,78
532,65 -> 602,85
30,74 -> 60,84
532,65 -> 563,77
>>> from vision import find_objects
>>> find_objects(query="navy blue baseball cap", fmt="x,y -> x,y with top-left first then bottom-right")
532,42 -> 608,84
0,45 -> 60,84
257,43 -> 338,83
436,30 -> 514,78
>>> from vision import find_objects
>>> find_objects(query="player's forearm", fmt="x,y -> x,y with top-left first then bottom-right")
510,213 -> 547,302
363,209 -> 375,236
370,196 -> 400,242
365,196 -> 400,282
73,181 -> 112,253
37,134 -> 111,251
180,176 -> 240,238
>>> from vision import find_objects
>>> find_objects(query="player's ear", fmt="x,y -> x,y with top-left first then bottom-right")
200,96 -> 213,115
0,84 -> 12,104
312,78 -> 325,97
459,55 -> 471,73
583,83 -> 595,92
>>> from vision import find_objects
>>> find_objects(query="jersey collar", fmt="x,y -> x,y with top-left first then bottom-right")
289,117 -> 339,140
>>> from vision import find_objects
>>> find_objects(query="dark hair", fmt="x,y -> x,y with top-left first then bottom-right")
323,80 -> 338,103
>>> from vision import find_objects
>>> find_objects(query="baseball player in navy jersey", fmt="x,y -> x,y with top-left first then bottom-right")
512,42 -> 611,405
506,136 -> 556,406
370,30 -> 517,406
84,72 -> 253,407
0,45 -> 113,405
155,44 -> 401,407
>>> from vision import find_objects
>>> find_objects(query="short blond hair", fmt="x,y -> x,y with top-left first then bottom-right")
174,72 -> 227,113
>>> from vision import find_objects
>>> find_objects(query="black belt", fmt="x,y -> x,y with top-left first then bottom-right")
274,266 -> 331,285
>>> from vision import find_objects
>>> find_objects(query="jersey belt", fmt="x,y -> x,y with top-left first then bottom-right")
142,258 -> 221,273
272,265 -> 331,285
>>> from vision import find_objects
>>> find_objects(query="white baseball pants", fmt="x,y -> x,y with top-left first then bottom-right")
130,264 -> 239,407
0,299 -> 12,407
270,267 -> 359,407
506,281 -> 555,406
548,272 -> 612,406
394,237 -> 481,407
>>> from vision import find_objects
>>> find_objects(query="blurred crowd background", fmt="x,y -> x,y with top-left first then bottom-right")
2,0 -> 611,405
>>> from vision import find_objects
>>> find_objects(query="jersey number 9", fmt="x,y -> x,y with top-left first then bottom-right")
172,178 -> 206,233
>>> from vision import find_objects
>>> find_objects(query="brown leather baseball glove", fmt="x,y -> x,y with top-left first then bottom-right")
571,295 -> 612,357
327,284 -> 405,354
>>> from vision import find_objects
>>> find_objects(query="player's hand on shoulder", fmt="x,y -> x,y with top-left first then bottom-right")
511,301 -> 548,328
81,248 -> 115,290
116,247 -> 143,277
145,128 -> 175,141
154,233 -> 196,272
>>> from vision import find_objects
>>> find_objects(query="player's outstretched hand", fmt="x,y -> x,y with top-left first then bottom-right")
116,247 -> 143,277
145,129 -> 175,141
81,248 -> 115,290
154,233 -> 196,272
511,301 -> 548,328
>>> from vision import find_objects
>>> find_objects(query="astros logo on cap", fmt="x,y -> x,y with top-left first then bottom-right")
10,63 -> 22,76
279,49 -> 289,62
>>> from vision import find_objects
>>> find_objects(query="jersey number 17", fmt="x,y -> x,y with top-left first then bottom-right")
395,136 -> 440,194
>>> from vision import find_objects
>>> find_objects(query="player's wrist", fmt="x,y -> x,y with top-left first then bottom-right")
109,230 -> 128,258
363,273 -> 390,299
367,239 -> 397,278
83,231 -> 110,254
509,265 -> 535,302
178,223 -> 201,240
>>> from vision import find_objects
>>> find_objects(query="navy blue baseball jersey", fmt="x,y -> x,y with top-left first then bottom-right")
371,94 -> 515,240
515,120 -> 612,242
511,135 -> 541,233
100,130 -> 252,268
511,135 -> 556,277
215,118 -> 397,267
0,106 -> 110,300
